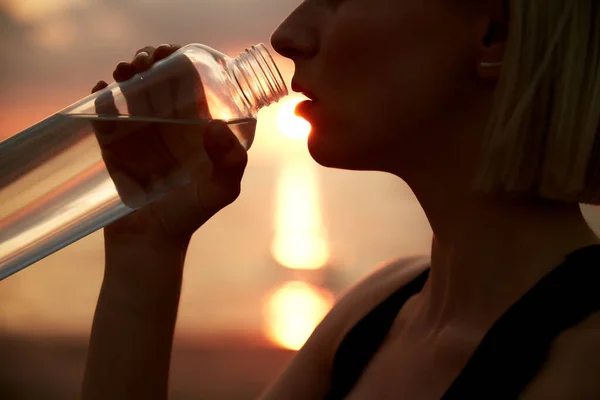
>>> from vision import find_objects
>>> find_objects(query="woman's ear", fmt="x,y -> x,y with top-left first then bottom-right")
476,2 -> 508,82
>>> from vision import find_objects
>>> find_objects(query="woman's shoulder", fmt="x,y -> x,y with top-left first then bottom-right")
520,311 -> 600,399
259,254 -> 430,400
328,255 -> 431,336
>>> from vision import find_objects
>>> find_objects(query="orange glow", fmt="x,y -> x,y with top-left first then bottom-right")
263,281 -> 335,351
4,0 -> 83,22
271,234 -> 329,270
31,18 -> 77,49
271,161 -> 330,270
277,98 -> 311,140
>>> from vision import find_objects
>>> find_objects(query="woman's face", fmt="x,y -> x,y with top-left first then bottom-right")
271,0 -> 495,175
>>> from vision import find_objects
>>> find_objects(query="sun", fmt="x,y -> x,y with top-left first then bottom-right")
277,98 -> 312,140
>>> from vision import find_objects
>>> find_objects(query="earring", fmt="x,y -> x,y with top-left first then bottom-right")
480,61 -> 503,68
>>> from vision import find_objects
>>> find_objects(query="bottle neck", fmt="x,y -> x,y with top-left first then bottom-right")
227,44 -> 288,114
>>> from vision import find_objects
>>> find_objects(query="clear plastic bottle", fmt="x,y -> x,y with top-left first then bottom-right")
0,43 -> 288,280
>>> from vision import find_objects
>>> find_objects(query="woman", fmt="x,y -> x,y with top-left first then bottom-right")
83,0 -> 600,399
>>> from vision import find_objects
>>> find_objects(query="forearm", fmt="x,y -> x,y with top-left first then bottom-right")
82,235 -> 189,400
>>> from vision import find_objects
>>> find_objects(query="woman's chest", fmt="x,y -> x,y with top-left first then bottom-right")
344,330 -> 480,400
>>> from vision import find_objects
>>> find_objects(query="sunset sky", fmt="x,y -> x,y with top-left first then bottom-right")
2,0 -> 600,352
3,4 -> 600,398
0,0 -> 434,354
0,0 -> 298,138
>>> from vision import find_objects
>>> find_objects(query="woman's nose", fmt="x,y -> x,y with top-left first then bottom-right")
271,9 -> 318,61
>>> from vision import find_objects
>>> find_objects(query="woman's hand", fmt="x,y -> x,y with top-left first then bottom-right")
91,44 -> 248,246
83,45 -> 249,399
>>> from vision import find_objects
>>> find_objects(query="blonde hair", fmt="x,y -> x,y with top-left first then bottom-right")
472,0 -> 600,205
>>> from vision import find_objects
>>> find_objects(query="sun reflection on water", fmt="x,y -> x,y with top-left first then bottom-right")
270,97 -> 329,270
263,281 -> 334,351
263,95 -> 335,350
270,160 -> 330,270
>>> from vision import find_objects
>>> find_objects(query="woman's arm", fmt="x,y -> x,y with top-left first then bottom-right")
81,236 -> 188,400
82,43 -> 248,400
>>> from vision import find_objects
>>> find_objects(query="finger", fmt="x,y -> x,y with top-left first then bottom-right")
153,44 -> 181,63
132,44 -> 181,118
204,121 -> 236,154
205,121 -> 247,183
145,57 -> 175,119
148,77 -> 173,119
135,46 -> 156,58
114,62 -> 135,82
93,89 -> 121,142
113,45 -> 156,82
169,53 -> 209,120
122,76 -> 154,118
214,140 -> 248,185
131,49 -> 154,75
92,80 -> 109,94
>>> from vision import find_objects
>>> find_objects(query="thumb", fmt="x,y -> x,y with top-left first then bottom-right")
203,121 -> 248,202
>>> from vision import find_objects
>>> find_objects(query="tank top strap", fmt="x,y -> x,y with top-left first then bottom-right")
325,268 -> 430,400
442,244 -> 600,399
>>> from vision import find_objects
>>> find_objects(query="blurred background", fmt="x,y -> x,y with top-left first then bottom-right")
0,0 -> 599,399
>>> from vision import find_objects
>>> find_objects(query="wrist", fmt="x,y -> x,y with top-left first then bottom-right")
103,231 -> 190,296
104,225 -> 192,251
99,272 -> 183,318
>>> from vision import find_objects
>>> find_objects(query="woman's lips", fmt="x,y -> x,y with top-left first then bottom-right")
291,81 -> 318,101
295,99 -> 317,120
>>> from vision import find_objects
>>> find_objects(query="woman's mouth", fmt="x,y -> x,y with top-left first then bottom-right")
291,81 -> 318,101
295,99 -> 317,120
291,80 -> 319,121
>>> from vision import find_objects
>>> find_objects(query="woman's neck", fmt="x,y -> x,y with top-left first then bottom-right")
411,187 -> 600,332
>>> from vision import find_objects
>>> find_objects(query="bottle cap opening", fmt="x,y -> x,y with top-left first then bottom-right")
230,44 -> 289,112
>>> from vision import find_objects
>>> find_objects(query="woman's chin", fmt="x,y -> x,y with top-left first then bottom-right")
307,131 -> 373,171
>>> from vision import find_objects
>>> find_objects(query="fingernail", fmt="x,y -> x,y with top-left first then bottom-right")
137,51 -> 150,58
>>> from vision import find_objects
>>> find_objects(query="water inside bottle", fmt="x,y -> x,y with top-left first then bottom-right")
0,114 -> 257,280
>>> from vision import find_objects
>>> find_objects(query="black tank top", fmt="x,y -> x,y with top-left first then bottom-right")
325,245 -> 600,399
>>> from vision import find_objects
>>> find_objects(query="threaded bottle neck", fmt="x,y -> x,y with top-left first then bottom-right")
227,44 -> 288,113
